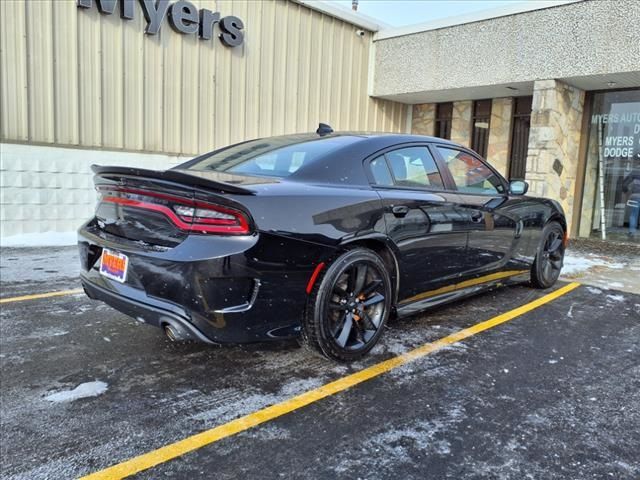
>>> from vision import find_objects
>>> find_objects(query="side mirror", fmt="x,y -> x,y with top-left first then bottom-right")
510,180 -> 529,195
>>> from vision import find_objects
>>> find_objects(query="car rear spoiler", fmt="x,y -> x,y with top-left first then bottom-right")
91,165 -> 256,195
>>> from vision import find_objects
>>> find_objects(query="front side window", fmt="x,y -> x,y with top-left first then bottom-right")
385,147 -> 444,189
437,147 -> 503,195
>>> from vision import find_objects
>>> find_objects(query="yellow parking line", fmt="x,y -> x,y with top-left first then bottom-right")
0,288 -> 84,304
79,282 -> 581,480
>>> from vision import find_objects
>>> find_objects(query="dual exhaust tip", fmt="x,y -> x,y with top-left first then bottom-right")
162,322 -> 192,342
164,324 -> 179,342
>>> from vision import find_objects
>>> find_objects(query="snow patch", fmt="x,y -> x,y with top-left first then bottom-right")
1,231 -> 77,247
606,294 -> 625,302
561,253 -> 624,276
586,287 -> 603,294
44,381 -> 108,403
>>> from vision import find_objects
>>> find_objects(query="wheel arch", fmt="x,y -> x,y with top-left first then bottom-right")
339,236 -> 401,304
546,212 -> 568,247
546,213 -> 567,232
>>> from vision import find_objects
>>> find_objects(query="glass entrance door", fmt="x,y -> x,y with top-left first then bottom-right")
579,89 -> 640,243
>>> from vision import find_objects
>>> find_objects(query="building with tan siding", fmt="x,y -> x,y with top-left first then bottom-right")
1,0 -> 639,245
0,0 -> 407,238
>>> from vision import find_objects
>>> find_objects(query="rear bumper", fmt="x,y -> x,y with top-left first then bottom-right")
78,220 -> 336,343
82,278 -> 215,343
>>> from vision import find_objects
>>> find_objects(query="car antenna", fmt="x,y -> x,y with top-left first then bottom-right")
316,123 -> 334,136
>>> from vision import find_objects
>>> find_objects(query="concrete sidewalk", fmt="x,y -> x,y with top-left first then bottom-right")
561,239 -> 640,295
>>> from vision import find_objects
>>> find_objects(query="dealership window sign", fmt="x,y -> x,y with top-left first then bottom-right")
591,105 -> 640,160
77,0 -> 244,47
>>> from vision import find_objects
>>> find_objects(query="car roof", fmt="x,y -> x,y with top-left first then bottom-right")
280,132 -> 466,186
267,131 -> 461,148
178,131 -> 468,188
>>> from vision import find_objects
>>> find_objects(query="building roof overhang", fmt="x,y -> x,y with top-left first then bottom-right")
292,0 -> 388,32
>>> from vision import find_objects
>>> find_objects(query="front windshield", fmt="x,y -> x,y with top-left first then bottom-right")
183,135 -> 357,178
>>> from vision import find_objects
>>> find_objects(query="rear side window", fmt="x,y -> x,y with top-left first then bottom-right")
436,147 -> 504,194
385,147 -> 444,189
370,156 -> 394,186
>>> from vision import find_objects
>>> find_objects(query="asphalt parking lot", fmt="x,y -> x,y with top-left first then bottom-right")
1,247 -> 639,480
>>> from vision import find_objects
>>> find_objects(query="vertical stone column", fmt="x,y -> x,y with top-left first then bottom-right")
411,104 -> 436,135
450,101 -> 472,147
486,98 -> 513,177
526,79 -> 585,232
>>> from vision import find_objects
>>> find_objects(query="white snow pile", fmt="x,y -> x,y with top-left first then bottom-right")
44,381 -> 108,403
561,253 -> 625,277
606,294 -> 625,302
2,231 -> 77,247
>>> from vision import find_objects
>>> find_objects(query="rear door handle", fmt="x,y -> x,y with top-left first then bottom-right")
471,211 -> 484,223
391,205 -> 410,218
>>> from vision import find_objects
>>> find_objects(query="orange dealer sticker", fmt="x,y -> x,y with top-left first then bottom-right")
99,249 -> 129,283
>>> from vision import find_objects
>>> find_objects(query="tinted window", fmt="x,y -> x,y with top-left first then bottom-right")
385,147 -> 444,189
437,147 -> 503,194
370,156 -> 394,186
184,135 -> 356,178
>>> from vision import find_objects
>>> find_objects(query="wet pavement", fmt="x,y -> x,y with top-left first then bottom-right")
0,246 -> 639,479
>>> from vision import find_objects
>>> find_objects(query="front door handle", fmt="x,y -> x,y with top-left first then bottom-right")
392,205 -> 410,218
471,211 -> 484,223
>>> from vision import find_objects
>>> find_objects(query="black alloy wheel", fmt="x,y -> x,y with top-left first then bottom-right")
302,248 -> 392,361
531,222 -> 565,289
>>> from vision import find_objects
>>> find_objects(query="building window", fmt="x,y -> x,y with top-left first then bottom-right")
434,102 -> 453,139
471,99 -> 492,158
508,96 -> 533,179
579,89 -> 640,243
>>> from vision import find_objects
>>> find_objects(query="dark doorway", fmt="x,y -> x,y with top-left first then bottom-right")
508,96 -> 533,179
471,100 -> 492,158
435,102 -> 453,139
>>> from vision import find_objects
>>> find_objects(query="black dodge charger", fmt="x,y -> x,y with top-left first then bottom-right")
78,126 -> 567,361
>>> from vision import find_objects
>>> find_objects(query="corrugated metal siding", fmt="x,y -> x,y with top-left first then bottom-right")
0,1 -> 29,141
0,0 -> 406,155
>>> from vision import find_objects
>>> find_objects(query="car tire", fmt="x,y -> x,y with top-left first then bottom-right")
530,221 -> 565,289
301,248 -> 392,362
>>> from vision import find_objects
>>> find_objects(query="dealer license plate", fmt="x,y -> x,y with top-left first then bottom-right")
99,249 -> 129,283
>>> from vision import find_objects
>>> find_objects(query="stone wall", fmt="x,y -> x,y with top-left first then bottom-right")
451,101 -> 472,147
525,79 -> 585,232
411,104 -> 436,136
486,98 -> 513,177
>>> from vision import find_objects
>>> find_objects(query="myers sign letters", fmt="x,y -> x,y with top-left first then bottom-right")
77,0 -> 244,47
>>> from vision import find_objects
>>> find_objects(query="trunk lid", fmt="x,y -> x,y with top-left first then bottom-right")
90,166 -> 257,247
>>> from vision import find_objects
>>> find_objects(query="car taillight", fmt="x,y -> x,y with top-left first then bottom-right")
98,187 -> 250,235
171,204 -> 249,233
